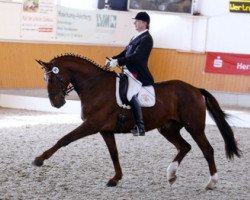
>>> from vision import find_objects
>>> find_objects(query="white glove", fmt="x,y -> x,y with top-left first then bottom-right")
108,59 -> 118,68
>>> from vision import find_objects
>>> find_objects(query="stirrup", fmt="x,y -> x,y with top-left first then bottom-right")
130,126 -> 145,136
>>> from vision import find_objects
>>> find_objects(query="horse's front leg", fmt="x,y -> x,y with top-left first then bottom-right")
33,121 -> 97,166
100,132 -> 123,187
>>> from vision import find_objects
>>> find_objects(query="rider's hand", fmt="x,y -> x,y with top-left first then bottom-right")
107,59 -> 118,68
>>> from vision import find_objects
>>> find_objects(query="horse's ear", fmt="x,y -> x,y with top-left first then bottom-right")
35,59 -> 48,68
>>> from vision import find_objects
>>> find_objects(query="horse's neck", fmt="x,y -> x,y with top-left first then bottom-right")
73,64 -> 102,80
69,64 -> 115,99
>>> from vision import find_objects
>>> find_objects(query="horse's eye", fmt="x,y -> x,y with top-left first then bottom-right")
44,73 -> 52,82
44,74 -> 49,82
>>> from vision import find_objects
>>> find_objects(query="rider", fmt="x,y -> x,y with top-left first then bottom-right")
107,12 -> 154,136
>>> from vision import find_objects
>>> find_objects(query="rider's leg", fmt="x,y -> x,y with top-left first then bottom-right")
124,69 -> 144,136
129,95 -> 145,136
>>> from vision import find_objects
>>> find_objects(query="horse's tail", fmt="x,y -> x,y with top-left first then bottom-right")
199,89 -> 242,159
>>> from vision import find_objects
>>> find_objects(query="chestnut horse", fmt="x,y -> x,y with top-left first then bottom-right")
34,54 -> 241,189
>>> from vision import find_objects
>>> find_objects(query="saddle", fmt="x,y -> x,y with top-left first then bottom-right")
114,73 -> 155,133
115,74 -> 156,109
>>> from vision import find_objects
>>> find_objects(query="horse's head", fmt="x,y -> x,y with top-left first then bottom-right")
36,59 -> 71,108
36,54 -> 113,108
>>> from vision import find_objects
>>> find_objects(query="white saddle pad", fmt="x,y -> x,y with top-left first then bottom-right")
116,77 -> 156,109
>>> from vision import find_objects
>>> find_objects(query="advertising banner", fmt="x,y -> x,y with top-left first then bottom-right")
21,0 -> 57,39
56,7 -> 133,45
56,7 -> 95,41
205,52 -> 250,76
230,0 -> 250,13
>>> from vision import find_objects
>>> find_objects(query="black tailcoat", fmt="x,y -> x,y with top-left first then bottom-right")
113,31 -> 154,86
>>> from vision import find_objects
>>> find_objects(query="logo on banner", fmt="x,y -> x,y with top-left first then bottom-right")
213,56 -> 223,68
96,14 -> 117,28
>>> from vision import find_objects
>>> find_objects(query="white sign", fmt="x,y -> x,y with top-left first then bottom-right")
21,0 -> 56,39
56,7 -> 133,46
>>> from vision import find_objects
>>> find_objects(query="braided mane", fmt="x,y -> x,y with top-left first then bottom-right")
51,53 -> 109,71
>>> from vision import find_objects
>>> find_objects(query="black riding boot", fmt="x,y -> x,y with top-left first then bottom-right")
129,95 -> 145,136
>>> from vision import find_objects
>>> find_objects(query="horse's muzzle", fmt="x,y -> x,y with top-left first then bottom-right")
52,100 -> 66,108
49,94 -> 66,108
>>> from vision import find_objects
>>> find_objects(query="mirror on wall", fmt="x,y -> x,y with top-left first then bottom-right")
129,0 -> 193,14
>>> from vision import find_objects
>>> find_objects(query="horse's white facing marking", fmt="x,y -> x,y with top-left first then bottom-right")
167,161 -> 179,185
206,173 -> 218,190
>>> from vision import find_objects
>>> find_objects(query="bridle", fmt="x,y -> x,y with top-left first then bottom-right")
43,66 -> 74,98
43,65 -> 107,98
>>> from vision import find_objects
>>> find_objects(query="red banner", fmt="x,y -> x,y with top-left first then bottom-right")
205,52 -> 250,76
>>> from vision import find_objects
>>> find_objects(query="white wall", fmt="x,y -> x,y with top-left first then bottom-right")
198,0 -> 229,16
0,0 -> 249,54
151,0 -> 250,53
59,0 -> 98,10
198,0 -> 250,54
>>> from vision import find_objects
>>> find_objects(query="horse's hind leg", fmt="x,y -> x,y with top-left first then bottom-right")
158,121 -> 191,185
100,132 -> 122,187
188,129 -> 218,190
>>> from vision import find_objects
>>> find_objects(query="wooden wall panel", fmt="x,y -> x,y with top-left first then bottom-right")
0,42 -> 249,93
149,49 -> 250,93
0,42 -> 122,88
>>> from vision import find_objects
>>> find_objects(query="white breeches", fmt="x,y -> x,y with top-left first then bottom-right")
123,69 -> 142,102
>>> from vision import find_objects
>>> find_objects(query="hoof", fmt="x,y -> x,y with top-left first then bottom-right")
205,173 -> 218,190
168,175 -> 177,185
32,158 -> 44,167
205,183 -> 216,190
106,179 -> 118,187
167,161 -> 178,186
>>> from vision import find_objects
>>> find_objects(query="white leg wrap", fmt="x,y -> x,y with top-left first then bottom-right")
206,173 -> 218,190
167,161 -> 178,182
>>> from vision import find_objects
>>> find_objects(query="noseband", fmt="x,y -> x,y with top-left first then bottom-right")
44,66 -> 74,97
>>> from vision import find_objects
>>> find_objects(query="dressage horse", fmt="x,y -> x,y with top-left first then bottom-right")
34,54 -> 241,189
